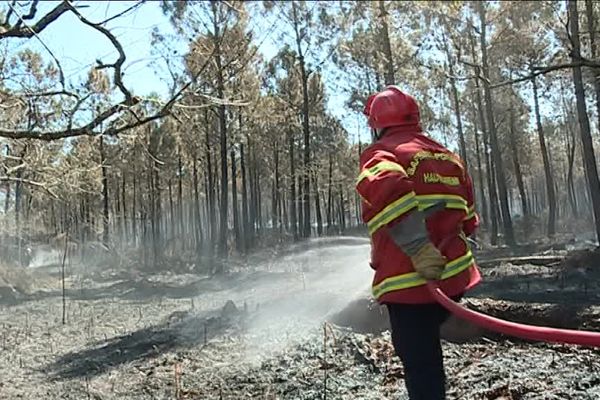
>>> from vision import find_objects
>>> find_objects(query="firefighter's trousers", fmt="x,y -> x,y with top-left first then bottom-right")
387,296 -> 461,400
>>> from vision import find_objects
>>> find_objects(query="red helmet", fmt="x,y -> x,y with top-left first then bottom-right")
363,86 -> 420,129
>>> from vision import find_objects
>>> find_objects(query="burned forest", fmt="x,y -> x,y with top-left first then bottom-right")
1,1 -> 600,399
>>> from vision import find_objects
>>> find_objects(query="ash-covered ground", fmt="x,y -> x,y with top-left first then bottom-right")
1,237 -> 599,399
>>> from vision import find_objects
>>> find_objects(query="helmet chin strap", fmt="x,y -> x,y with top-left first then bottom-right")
371,128 -> 386,142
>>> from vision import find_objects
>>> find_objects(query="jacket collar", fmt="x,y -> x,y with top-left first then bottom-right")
381,124 -> 423,139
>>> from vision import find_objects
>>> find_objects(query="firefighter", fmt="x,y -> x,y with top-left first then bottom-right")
357,86 -> 481,400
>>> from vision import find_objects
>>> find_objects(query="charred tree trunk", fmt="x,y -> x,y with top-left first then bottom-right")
472,116 -> 489,226
168,179 -> 174,238
326,153 -> 333,233
100,135 -> 109,246
231,146 -> 241,252
289,130 -> 298,241
477,5 -> 515,246
205,111 -> 216,252
469,26 -> 497,242
569,0 -> 600,241
508,107 -> 529,218
443,30 -> 468,167
240,141 -> 249,252
378,0 -> 395,85
177,150 -> 184,246
193,156 -> 203,251
212,2 -> 228,259
121,173 -> 127,240
153,160 -> 163,264
339,185 -> 346,231
247,133 -> 257,245
132,163 -> 137,246
561,88 -> 579,219
585,0 -> 600,130
532,75 -> 556,236
291,1 -> 311,238
272,143 -> 280,233
314,172 -> 323,236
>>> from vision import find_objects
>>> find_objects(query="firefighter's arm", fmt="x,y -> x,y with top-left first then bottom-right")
356,147 -> 445,279
462,172 -> 479,237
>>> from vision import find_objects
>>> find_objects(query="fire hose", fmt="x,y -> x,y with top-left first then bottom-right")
426,281 -> 600,348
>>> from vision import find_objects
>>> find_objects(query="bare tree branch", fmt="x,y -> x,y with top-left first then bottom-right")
0,176 -> 58,198
22,0 -> 40,22
490,59 -> 600,89
96,0 -> 145,26
0,1 -> 70,39
66,2 -> 134,103
6,1 -> 67,88
3,0 -> 17,27
0,3 -> 219,142
0,98 -> 139,140
22,90 -> 79,99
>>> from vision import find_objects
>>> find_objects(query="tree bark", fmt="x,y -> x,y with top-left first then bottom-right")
289,129 -> 298,240
585,0 -> 600,130
378,0 -> 395,85
177,149 -> 184,245
472,115 -> 489,225
132,162 -> 137,246
569,0 -> 600,241
339,185 -> 346,231
508,107 -> 529,218
168,179 -> 174,238
477,4 -> 516,246
231,146 -> 241,252
443,31 -> 468,167
99,135 -> 109,245
561,88 -> 579,219
531,75 -> 556,236
272,143 -> 280,232
326,153 -> 333,232
193,155 -> 203,250
240,141 -> 249,252
469,25 -> 497,242
291,1 -> 311,239
121,173 -> 127,240
247,133 -> 257,246
205,110 -> 216,251
314,172 -> 323,236
3,181 -> 10,214
212,2 -> 229,259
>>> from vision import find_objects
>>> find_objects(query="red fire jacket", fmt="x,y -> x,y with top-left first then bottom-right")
356,125 -> 481,304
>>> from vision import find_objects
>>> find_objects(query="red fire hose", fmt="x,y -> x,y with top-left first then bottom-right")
426,282 -> 600,348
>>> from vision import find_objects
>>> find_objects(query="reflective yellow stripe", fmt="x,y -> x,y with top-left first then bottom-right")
416,194 -> 469,213
366,193 -> 470,236
367,192 -> 418,235
465,205 -> 476,220
372,251 -> 475,299
357,161 -> 406,185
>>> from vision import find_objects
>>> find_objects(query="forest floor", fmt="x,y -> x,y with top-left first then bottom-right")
1,236 -> 600,399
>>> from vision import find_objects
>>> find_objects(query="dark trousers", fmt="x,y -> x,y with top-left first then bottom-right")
387,298 -> 459,400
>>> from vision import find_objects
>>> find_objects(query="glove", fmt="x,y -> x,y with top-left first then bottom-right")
410,242 -> 447,280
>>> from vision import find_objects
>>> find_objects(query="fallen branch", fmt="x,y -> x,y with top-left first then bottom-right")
477,255 -> 565,268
